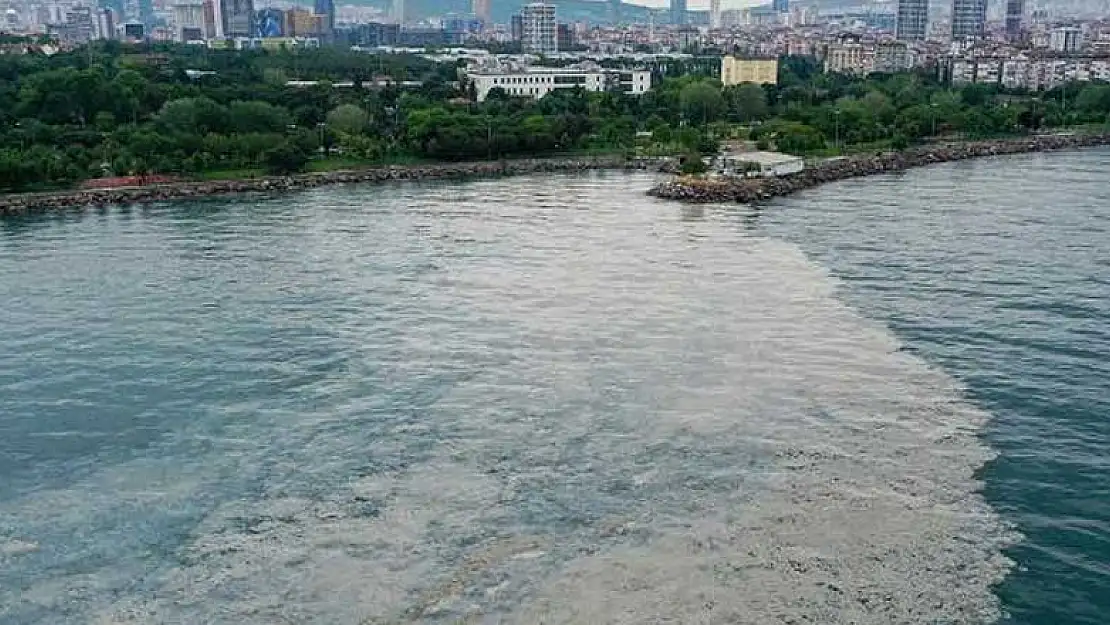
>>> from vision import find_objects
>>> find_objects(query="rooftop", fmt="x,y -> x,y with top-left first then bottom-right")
722,150 -> 803,166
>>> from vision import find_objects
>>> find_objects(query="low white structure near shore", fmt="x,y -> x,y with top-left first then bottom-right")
717,151 -> 805,177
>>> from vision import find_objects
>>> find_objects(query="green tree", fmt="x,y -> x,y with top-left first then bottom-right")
1075,84 -> 1110,120
767,121 -> 826,154
228,100 -> 292,134
337,133 -> 383,160
520,114 -> 556,150
680,81 -> 726,126
679,150 -> 707,175
158,97 -> 229,135
264,140 -> 310,174
725,84 -> 769,122
326,104 -> 370,135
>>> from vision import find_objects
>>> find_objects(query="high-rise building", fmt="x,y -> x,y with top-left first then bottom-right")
896,0 -> 927,40
772,0 -> 788,13
173,2 -> 205,40
99,0 -> 124,22
609,0 -> 621,24
1005,0 -> 1023,39
1049,26 -> 1083,53
96,7 -> 116,39
314,0 -> 333,33
49,6 -> 94,42
950,0 -> 986,40
61,6 -> 95,42
220,0 -> 253,36
709,0 -> 720,27
346,21 -> 399,46
510,14 -> 523,40
472,0 -> 490,25
391,0 -> 404,24
255,7 -> 283,36
521,2 -> 556,54
556,22 -> 573,50
138,0 -> 154,27
670,0 -> 686,25
284,7 -> 319,36
202,0 -> 216,38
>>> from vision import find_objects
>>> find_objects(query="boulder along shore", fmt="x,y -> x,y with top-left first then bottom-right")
0,156 -> 673,215
648,133 -> 1110,204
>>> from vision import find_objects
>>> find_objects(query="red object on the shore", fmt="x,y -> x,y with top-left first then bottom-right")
79,175 -> 179,189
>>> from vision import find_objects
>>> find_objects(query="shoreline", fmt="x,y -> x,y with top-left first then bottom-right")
0,156 -> 671,215
648,132 -> 1110,204
3,133 -> 1107,214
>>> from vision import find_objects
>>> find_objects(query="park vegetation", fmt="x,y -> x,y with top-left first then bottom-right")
2,42 -> 1110,192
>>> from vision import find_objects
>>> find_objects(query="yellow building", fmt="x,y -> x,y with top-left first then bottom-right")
720,56 -> 778,86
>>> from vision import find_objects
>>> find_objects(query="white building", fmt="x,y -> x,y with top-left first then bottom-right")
950,58 -> 978,83
975,58 -> 1003,83
1050,27 -> 1083,54
825,41 -> 874,74
468,63 -> 651,101
718,151 -> 805,177
874,41 -> 913,73
963,54 -> 1110,90
521,2 -> 557,55
95,7 -> 115,40
1001,55 -> 1029,88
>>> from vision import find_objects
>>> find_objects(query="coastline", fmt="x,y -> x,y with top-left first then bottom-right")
3,133 -> 1107,215
0,156 -> 671,215
648,132 -> 1110,204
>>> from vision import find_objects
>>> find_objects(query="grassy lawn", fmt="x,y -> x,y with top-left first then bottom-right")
306,156 -> 372,172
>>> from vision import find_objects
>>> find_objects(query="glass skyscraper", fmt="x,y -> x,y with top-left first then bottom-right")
896,0 -> 928,40
314,0 -> 334,33
670,0 -> 686,25
220,0 -> 254,37
951,0 -> 987,40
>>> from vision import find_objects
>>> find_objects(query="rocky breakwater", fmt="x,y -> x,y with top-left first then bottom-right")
0,156 -> 672,215
648,133 -> 1110,204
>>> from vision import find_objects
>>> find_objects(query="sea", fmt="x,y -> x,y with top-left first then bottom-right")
0,148 -> 1107,624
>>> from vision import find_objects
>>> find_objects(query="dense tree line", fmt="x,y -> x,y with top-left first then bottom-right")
2,42 -> 1110,192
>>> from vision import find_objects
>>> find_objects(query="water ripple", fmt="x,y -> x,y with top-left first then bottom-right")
765,148 -> 1110,625
2,173 -> 1009,624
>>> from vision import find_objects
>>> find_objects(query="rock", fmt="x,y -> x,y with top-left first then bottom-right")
648,133 -> 1110,204
0,156 -> 673,215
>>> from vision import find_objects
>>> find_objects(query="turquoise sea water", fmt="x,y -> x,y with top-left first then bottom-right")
0,153 -> 1106,623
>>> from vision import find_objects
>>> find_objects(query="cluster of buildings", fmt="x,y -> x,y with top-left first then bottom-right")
0,0 -> 337,45
949,53 -> 1110,87
168,0 -> 336,43
3,0 -> 1110,93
